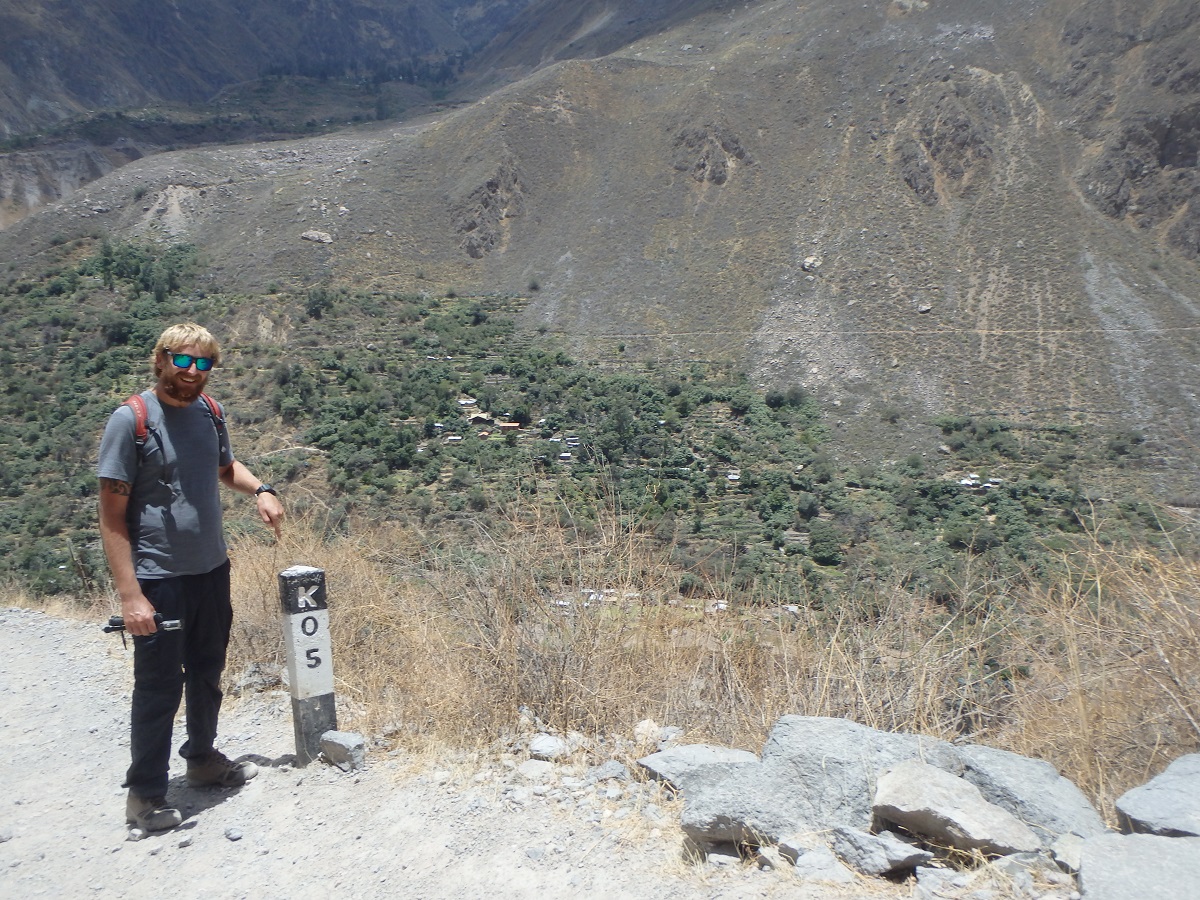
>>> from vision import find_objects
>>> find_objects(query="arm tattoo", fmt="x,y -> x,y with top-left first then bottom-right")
100,478 -> 132,496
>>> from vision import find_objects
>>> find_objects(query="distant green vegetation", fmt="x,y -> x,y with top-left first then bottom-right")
0,239 -> 205,593
0,239 -> 1172,597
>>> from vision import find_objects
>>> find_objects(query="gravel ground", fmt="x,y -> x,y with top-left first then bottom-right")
0,607 -> 898,900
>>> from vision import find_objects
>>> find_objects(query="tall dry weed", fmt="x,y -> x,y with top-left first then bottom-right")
219,503 -> 1198,816
988,540 -> 1200,817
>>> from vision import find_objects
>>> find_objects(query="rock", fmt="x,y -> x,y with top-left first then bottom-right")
587,760 -> 630,784
670,124 -> 750,186
1078,834 -> 1200,899
955,742 -> 1107,841
528,733 -> 570,761
516,759 -> 555,782
680,716 -> 958,844
225,827 -> 243,841
899,138 -> 937,205
915,865 -> 969,897
637,744 -> 758,793
633,719 -> 661,745
703,843 -> 742,867
991,851 -> 1067,894
791,846 -> 856,883
1080,111 -> 1200,259
777,832 -> 825,864
320,730 -> 366,772
1052,831 -> 1086,874
1115,753 -> 1200,836
505,785 -> 533,805
455,163 -> 523,257
830,826 -> 933,875
658,726 -> 684,746
873,759 -> 1042,856
1169,202 -> 1200,259
754,845 -> 787,870
641,805 -> 666,824
300,230 -> 333,243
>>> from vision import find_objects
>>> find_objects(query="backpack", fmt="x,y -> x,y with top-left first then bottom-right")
123,392 -> 226,457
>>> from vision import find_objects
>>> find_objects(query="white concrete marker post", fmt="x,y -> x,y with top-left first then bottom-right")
278,565 -> 336,766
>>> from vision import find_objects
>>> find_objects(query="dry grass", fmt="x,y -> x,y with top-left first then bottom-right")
214,502 -> 1200,823
13,500 -> 1194,825
991,538 -> 1200,814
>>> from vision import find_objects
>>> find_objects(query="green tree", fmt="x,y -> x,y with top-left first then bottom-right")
808,519 -> 845,566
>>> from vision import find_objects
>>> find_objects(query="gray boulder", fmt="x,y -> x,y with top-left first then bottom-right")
790,846 -> 857,883
873,759 -> 1042,856
954,742 -> 1108,840
637,744 -> 758,793
680,716 -> 957,844
1115,753 -> 1200,837
830,826 -> 933,875
1078,834 -> 1200,899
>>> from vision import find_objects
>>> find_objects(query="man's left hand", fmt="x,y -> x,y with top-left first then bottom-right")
256,492 -> 284,538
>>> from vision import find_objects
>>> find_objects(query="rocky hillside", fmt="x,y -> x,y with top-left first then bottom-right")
2,0 -> 1198,490
0,0 -> 533,136
0,0 -> 537,225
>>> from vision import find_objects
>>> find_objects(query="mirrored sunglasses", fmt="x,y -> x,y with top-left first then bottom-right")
166,350 -> 215,372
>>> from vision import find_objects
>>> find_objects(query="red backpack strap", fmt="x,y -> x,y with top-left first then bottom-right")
122,393 -> 224,455
122,394 -> 150,446
199,392 -> 226,435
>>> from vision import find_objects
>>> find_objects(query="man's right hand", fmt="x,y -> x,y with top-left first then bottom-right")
99,478 -> 158,633
120,594 -> 160,636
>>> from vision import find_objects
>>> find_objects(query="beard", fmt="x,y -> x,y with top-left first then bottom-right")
157,368 -> 207,403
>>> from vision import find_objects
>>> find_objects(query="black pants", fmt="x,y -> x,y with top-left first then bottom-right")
125,560 -> 233,799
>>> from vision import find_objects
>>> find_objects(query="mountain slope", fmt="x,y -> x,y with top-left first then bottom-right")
465,0 -> 743,82
0,0 -> 535,137
2,0 -> 1198,489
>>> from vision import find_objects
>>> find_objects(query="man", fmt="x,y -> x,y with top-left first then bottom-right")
97,322 -> 284,832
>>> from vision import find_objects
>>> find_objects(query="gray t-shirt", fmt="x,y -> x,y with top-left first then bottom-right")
96,390 -> 235,579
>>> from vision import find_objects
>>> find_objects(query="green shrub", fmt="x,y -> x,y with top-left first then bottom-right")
808,519 -> 845,565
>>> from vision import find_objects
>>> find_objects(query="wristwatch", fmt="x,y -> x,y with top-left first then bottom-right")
254,484 -> 278,497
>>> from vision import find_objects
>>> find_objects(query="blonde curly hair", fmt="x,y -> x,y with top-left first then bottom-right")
151,323 -> 221,376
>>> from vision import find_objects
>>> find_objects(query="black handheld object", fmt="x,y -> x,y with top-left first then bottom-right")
103,613 -> 182,633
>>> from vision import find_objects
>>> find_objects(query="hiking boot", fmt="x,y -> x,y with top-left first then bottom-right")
186,749 -> 259,788
126,792 -> 182,832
